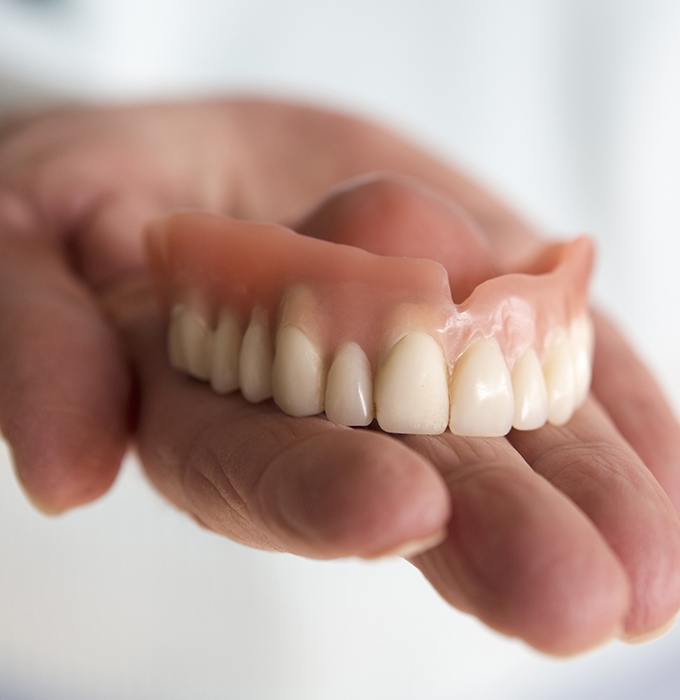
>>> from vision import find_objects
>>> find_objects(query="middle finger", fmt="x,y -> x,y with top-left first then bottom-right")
404,431 -> 629,655
509,397 -> 680,639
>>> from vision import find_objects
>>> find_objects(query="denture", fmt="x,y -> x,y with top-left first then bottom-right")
147,199 -> 594,438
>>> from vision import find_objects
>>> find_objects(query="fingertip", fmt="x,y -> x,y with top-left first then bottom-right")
618,507 -> 680,639
510,547 -> 630,656
364,527 -> 448,561
424,464 -> 631,656
620,615 -> 677,645
8,415 -> 125,513
257,430 -> 450,559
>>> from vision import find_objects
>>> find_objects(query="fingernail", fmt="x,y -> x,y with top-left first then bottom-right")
363,528 -> 447,561
621,616 -> 677,644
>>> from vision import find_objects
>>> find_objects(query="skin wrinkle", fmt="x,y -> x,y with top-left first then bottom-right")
153,399 -> 257,504
530,440 -> 657,495
188,467 -> 271,549
184,432 -> 252,525
171,395 -> 340,551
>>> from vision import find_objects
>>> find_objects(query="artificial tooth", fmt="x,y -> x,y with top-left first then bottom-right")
543,334 -> 575,426
210,309 -> 242,394
449,337 -> 514,437
511,348 -> 548,430
375,332 -> 449,435
167,305 -> 187,370
325,342 -> 374,426
239,307 -> 273,403
573,313 -> 595,358
570,315 -> 593,405
272,325 -> 325,416
179,305 -> 213,381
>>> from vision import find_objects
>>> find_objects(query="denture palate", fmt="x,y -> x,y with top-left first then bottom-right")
148,213 -> 594,437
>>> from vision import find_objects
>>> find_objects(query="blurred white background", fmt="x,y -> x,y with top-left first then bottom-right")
1,1 -> 679,698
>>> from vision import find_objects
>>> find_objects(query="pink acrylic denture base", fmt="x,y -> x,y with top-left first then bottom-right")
147,212 -> 593,371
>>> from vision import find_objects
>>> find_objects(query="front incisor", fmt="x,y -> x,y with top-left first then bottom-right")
449,337 -> 514,437
239,307 -> 273,403
570,315 -> 593,406
375,332 -> 449,435
511,348 -> 548,430
325,342 -> 374,426
168,305 -> 188,370
272,325 -> 325,417
210,309 -> 242,394
178,306 -> 213,381
543,335 -> 576,426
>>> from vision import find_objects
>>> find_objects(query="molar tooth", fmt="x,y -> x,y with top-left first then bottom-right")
325,342 -> 374,427
570,315 -> 593,406
239,307 -> 273,403
543,334 -> 575,426
375,332 -> 449,435
168,304 -> 187,370
272,326 -> 325,416
449,338 -> 514,437
210,309 -> 242,394
179,304 -> 213,381
511,348 -> 548,430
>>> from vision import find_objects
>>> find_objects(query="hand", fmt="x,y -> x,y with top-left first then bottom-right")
1,100 -> 679,655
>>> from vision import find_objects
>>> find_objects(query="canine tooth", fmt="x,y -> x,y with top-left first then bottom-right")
210,309 -> 241,394
511,349 -> 548,430
180,306 -> 212,380
272,326 -> 325,416
570,316 -> 593,406
325,342 -> 374,426
239,307 -> 273,403
375,332 -> 449,435
449,338 -> 514,437
168,305 -> 187,370
543,334 -> 575,426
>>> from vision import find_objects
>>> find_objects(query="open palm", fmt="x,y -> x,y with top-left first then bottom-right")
1,100 -> 679,655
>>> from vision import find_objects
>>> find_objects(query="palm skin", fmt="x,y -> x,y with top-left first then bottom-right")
1,100 -> 680,655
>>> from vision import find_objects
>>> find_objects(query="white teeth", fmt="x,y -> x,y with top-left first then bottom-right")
325,342 -> 374,426
511,348 -> 548,430
449,338 -> 514,437
178,305 -> 213,380
570,315 -> 593,406
210,309 -> 242,394
169,291 -> 590,437
168,305 -> 188,370
578,313 -> 595,358
239,307 -> 273,403
375,332 -> 449,435
543,335 -> 575,426
272,326 -> 325,416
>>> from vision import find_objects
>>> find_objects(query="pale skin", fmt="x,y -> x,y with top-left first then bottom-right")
1,100 -> 680,655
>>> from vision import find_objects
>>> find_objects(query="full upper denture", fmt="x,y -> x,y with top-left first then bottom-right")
146,181 -> 594,438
